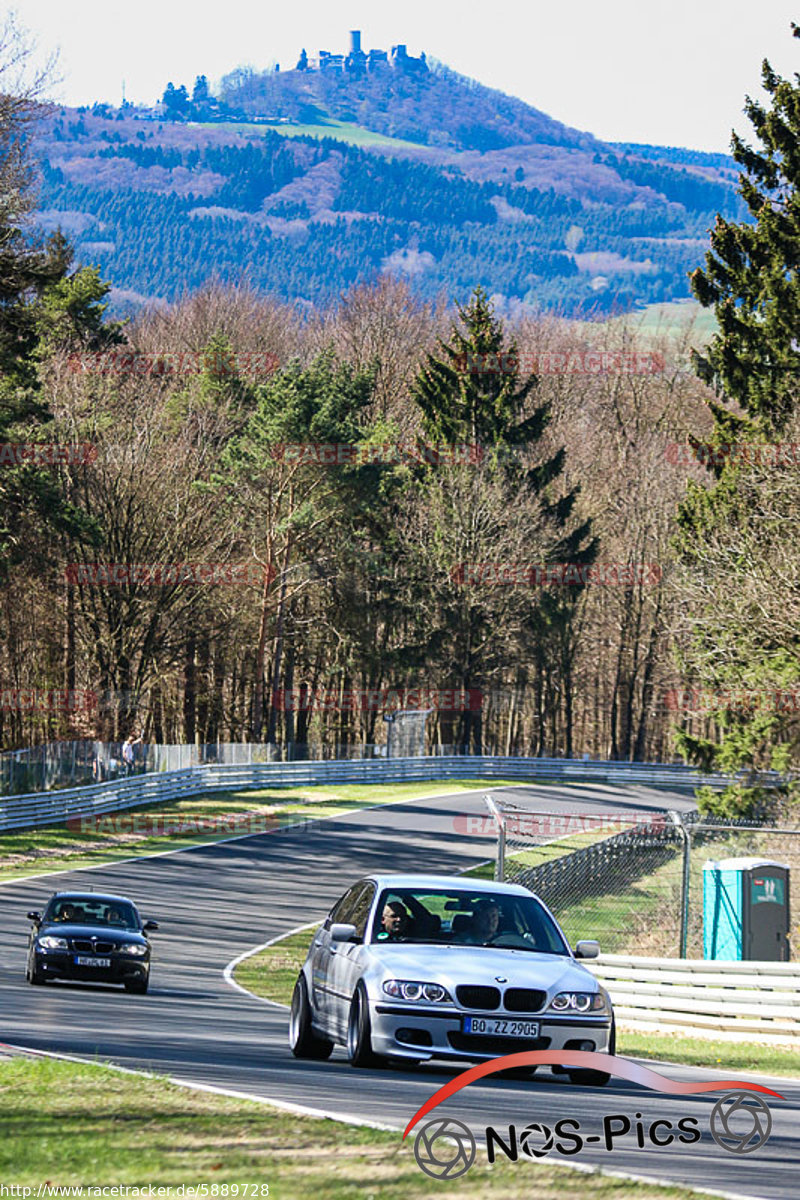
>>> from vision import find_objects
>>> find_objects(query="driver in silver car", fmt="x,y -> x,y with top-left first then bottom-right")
380,901 -> 411,939
463,898 -> 501,943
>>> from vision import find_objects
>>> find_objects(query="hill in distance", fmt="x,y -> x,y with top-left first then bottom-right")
34,37 -> 746,315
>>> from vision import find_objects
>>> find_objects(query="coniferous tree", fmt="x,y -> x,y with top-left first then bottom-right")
0,27 -> 107,575
410,289 -> 596,753
674,25 -> 800,813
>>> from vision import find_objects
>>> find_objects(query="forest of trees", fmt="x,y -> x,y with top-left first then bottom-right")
0,271 -> 712,766
1,21 -> 798,818
37,110 -> 728,313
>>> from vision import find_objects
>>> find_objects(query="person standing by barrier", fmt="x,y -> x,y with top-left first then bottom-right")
122,732 -> 143,776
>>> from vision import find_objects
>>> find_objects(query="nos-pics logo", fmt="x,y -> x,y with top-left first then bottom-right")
404,1051 -> 783,1180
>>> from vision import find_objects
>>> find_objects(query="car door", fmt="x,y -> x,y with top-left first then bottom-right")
309,883 -> 364,1033
327,882 -> 376,1040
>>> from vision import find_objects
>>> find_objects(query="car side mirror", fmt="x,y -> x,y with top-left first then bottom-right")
142,920 -> 159,932
574,939 -> 600,959
27,911 -> 42,924
330,923 -> 357,942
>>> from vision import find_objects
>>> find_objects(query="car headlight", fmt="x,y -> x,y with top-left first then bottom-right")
383,980 -> 451,1003
548,991 -> 607,1013
37,936 -> 68,950
119,943 -> 148,957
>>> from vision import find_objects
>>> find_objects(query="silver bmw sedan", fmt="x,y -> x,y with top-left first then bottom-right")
289,873 -> 615,1085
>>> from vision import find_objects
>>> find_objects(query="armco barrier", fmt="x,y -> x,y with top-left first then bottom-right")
589,954 -> 800,1044
0,754 -> 778,834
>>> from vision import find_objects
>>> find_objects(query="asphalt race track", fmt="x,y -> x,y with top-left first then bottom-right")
1,783 -> 797,1198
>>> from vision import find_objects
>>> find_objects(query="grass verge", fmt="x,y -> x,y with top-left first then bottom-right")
0,779 -> 513,884
233,927 -> 318,1003
615,1031 -> 800,1079
0,1055 -> 706,1197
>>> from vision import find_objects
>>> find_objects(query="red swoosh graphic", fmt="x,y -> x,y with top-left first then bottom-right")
402,1051 -> 785,1138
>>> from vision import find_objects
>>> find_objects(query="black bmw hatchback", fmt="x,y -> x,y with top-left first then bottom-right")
26,891 -> 159,993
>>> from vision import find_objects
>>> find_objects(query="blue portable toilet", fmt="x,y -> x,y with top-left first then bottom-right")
703,857 -> 790,961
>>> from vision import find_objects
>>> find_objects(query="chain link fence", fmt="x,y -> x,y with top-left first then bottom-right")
0,741 -> 282,796
386,709 -> 433,758
0,737 -> 429,796
488,797 -> 800,959
1,732 -> 535,796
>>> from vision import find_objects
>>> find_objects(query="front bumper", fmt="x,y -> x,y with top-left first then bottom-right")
371,1001 -> 612,1061
33,950 -> 149,985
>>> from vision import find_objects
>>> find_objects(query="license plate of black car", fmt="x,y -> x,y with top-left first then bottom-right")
463,1016 -> 539,1037
74,955 -> 111,967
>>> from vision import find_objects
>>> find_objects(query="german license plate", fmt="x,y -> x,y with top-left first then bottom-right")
463,1016 -> 539,1037
74,956 -> 111,967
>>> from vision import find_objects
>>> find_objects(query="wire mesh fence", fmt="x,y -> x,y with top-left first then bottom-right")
0,726 -> 517,795
489,797 -> 800,960
386,709 -> 433,758
0,741 -> 284,795
0,737 -> 414,795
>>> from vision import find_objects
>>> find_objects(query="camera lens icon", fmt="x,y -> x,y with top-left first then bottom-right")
413,1117 -> 477,1179
710,1091 -> 772,1154
519,1122 -> 554,1158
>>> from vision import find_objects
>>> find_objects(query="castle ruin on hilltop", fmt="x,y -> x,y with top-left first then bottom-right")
295,30 -> 428,76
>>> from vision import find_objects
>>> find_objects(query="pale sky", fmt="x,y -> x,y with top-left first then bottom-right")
9,0 -> 799,151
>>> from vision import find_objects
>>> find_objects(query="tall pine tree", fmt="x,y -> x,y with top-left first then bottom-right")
674,25 -> 800,813
410,289 -> 596,754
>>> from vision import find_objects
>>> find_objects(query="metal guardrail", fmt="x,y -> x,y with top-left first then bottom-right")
589,954 -> 800,1043
0,753 -> 778,834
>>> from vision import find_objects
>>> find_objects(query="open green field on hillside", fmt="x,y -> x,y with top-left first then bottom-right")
611,301 -> 718,341
195,117 -> 420,149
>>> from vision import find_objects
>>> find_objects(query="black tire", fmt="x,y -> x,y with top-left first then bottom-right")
346,981 -> 382,1068
124,976 -> 149,995
289,975 -> 334,1060
27,957 -> 46,985
566,1016 -> 616,1087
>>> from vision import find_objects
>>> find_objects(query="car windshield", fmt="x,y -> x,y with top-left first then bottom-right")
45,897 -> 139,930
371,888 -> 570,955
